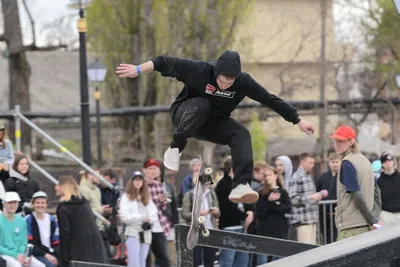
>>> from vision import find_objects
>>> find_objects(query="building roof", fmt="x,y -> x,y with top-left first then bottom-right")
267,135 -> 320,159
0,51 -> 99,112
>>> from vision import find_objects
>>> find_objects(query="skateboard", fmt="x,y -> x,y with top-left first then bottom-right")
186,156 -> 214,250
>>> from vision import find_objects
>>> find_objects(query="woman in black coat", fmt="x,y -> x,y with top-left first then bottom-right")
4,153 -> 40,213
55,175 -> 108,267
255,166 -> 292,265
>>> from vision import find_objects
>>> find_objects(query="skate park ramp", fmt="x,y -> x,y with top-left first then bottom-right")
263,224 -> 400,267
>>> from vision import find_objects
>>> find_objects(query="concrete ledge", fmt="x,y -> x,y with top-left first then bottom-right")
263,225 -> 400,267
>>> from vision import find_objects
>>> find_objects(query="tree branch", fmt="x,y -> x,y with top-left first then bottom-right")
21,0 -> 36,47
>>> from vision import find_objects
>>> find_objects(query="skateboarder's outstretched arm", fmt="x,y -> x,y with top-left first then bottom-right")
116,56 -> 205,85
242,74 -> 315,135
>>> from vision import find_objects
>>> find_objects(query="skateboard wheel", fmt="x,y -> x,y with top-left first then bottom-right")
205,168 -> 213,175
198,216 -> 205,224
202,229 -> 210,237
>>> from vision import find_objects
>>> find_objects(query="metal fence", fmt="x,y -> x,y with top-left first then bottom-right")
13,105 -> 119,191
317,200 -> 337,245
12,105 -> 111,224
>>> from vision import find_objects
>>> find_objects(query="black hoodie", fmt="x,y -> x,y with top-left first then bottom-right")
215,173 -> 251,229
377,170 -> 400,212
152,50 -> 300,123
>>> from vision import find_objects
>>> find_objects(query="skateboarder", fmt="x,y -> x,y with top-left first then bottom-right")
116,50 -> 315,204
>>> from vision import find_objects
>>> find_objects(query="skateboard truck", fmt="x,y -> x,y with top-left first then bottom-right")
197,216 -> 210,237
199,167 -> 214,185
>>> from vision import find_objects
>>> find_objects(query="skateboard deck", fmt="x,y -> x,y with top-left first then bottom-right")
186,156 -> 213,250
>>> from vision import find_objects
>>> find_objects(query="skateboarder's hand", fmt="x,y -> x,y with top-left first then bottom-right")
116,64 -> 139,78
297,120 -> 315,135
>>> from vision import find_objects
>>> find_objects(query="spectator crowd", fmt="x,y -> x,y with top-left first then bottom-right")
0,124 -> 399,267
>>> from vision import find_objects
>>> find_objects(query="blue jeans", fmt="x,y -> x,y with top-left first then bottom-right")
256,254 -> 280,265
35,256 -> 55,267
219,227 -> 249,267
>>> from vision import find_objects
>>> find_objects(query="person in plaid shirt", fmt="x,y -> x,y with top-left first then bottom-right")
288,153 -> 327,244
143,158 -> 171,267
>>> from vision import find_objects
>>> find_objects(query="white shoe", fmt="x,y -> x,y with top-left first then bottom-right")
228,183 -> 259,204
163,147 -> 181,171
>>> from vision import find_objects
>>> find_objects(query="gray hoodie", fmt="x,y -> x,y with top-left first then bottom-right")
277,155 -> 293,189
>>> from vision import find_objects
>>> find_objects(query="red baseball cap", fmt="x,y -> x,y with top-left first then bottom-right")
330,125 -> 356,140
143,158 -> 161,168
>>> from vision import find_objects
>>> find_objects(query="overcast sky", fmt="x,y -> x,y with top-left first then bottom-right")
10,0 -> 373,48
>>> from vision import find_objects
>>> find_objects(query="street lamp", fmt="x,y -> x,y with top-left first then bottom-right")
68,0 -> 92,165
394,0 -> 400,14
88,60 -> 107,167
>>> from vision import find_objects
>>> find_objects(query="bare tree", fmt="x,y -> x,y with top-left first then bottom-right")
0,0 -> 76,153
86,0 -> 252,163
1,0 -> 32,151
40,13 -> 78,50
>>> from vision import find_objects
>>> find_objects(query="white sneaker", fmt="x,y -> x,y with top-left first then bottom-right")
163,147 -> 181,171
228,183 -> 259,204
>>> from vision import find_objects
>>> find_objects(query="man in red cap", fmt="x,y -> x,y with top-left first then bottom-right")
142,158 -> 171,267
330,125 -> 382,241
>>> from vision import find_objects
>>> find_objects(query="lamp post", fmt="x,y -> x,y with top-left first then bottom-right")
69,0 -> 92,165
88,60 -> 107,167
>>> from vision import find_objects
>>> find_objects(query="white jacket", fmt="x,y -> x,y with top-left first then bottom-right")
119,193 -> 158,244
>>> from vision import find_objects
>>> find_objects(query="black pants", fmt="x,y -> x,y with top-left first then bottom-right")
193,246 -> 217,267
170,97 -> 253,187
146,232 -> 171,267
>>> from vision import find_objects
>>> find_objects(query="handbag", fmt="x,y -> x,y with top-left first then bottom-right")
105,207 -> 121,246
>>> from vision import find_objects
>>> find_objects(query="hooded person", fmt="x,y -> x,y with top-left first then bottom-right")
275,155 -> 296,241
372,160 -> 382,181
275,155 -> 293,190
116,50 -> 315,205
